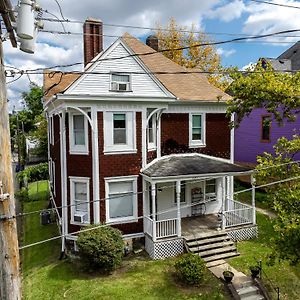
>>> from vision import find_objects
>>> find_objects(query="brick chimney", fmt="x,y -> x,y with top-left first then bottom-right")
146,35 -> 158,51
83,18 -> 103,66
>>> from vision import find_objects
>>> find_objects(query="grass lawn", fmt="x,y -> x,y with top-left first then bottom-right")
22,182 -> 60,274
229,213 -> 300,300
23,256 -> 229,300
28,180 -> 50,201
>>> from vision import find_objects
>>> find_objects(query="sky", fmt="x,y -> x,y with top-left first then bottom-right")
3,0 -> 300,110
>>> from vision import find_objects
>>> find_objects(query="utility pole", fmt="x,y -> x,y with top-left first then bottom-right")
0,0 -> 21,299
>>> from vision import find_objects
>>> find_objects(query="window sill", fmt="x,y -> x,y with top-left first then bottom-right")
70,221 -> 90,226
189,143 -> 206,148
104,149 -> 137,155
147,145 -> 157,152
106,217 -> 138,225
69,150 -> 89,155
109,89 -> 133,93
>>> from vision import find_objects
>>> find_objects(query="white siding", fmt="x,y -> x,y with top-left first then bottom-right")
67,42 -> 167,98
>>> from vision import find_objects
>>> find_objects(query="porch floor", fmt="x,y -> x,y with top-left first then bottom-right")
181,214 -> 221,236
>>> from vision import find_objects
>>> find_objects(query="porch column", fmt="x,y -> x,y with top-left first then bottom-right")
226,176 -> 230,210
221,177 -> 226,230
151,183 -> 156,241
176,181 -> 182,237
251,174 -> 256,225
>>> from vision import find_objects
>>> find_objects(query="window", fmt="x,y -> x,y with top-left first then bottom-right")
104,111 -> 136,154
70,177 -> 90,224
49,159 -> 56,196
205,179 -> 216,201
174,181 -> 186,204
147,115 -> 156,150
261,115 -> 271,142
111,73 -> 131,92
189,113 -> 206,147
105,176 -> 138,223
113,114 -> 126,144
48,116 -> 54,145
69,113 -> 88,154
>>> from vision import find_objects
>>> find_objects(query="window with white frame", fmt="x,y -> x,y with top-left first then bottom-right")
70,177 -> 90,224
49,159 -> 56,196
104,111 -> 136,154
205,179 -> 216,201
48,115 -> 54,145
69,113 -> 88,154
105,176 -> 138,223
110,73 -> 131,92
147,115 -> 157,150
189,113 -> 206,147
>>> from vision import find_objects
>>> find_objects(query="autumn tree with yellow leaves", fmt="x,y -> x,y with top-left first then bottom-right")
155,18 -> 226,89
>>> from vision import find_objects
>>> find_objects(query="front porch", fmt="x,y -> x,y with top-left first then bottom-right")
141,154 -> 257,259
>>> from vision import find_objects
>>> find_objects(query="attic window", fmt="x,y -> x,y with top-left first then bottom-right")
111,73 -> 131,92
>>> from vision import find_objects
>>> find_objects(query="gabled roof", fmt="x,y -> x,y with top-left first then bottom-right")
122,33 -> 231,102
277,41 -> 300,71
43,33 -> 231,102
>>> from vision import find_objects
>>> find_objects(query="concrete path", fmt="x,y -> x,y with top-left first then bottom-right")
209,260 -> 265,299
255,207 -> 276,219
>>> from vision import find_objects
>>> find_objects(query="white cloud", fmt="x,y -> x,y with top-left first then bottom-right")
205,0 -> 246,22
217,47 -> 236,57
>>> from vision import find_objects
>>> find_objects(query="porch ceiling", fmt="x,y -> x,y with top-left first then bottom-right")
141,154 -> 252,179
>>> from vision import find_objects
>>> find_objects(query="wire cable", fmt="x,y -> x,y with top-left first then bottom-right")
249,0 -> 300,10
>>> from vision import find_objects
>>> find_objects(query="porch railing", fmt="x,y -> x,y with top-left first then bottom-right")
224,199 -> 253,228
144,216 -> 178,239
156,218 -> 177,239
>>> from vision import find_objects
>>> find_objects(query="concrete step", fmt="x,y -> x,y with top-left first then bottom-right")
206,259 -> 226,268
202,251 -> 240,262
237,286 -> 260,298
196,245 -> 237,257
188,240 -> 234,251
184,231 -> 227,242
240,295 -> 264,300
186,235 -> 231,247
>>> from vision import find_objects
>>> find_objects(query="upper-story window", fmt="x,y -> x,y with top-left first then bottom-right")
147,115 -> 156,150
111,73 -> 131,92
104,111 -> 136,154
261,115 -> 271,142
189,113 -> 206,148
69,113 -> 89,155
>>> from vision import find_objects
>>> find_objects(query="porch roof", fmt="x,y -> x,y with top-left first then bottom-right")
141,154 -> 252,180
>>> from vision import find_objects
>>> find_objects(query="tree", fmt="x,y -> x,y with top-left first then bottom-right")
227,62 -> 300,126
255,134 -> 300,264
22,83 -> 43,116
155,18 -> 226,89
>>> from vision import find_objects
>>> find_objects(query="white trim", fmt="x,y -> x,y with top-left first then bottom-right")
69,112 -> 89,155
166,104 -> 227,113
103,111 -> 136,154
147,114 -> 157,151
189,113 -> 206,148
70,176 -> 91,226
230,113 -> 235,164
49,115 -> 54,145
91,107 -> 100,224
105,175 -> 138,224
122,232 -> 145,240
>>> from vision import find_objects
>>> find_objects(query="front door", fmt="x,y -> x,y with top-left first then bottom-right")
191,188 -> 205,216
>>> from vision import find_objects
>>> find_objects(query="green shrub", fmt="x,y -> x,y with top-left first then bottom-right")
15,187 -> 29,202
17,162 -> 49,185
175,253 -> 206,285
76,225 -> 124,272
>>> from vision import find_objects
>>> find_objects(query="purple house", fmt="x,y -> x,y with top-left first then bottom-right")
235,42 -> 300,164
235,108 -> 300,164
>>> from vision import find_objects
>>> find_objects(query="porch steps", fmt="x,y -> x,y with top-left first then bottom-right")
183,230 -> 239,263
236,285 -> 264,300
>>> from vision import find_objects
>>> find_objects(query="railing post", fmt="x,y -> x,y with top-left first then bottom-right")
176,181 -> 181,237
151,183 -> 156,241
251,174 -> 256,225
222,177 -> 226,229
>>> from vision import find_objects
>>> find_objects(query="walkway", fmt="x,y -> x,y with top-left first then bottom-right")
209,260 -> 265,299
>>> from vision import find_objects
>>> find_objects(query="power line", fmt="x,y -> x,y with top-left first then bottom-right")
11,27 -> 300,74
19,174 -> 300,250
249,0 -> 300,10
16,159 -> 300,219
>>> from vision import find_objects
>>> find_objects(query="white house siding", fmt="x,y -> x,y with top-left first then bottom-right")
66,42 -> 168,98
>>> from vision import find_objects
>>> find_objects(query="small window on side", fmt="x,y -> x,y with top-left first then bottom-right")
261,115 -> 271,142
111,74 -> 131,92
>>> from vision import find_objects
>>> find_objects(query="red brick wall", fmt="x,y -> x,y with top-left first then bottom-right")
161,113 -> 230,159
50,115 -> 62,216
98,111 -> 143,234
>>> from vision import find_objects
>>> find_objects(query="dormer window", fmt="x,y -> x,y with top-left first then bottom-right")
111,73 -> 131,92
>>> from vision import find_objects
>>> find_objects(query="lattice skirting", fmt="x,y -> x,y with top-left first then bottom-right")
227,225 -> 258,241
145,235 -> 184,260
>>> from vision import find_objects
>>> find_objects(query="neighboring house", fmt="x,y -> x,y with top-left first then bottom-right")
235,42 -> 300,164
45,18 -> 257,260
